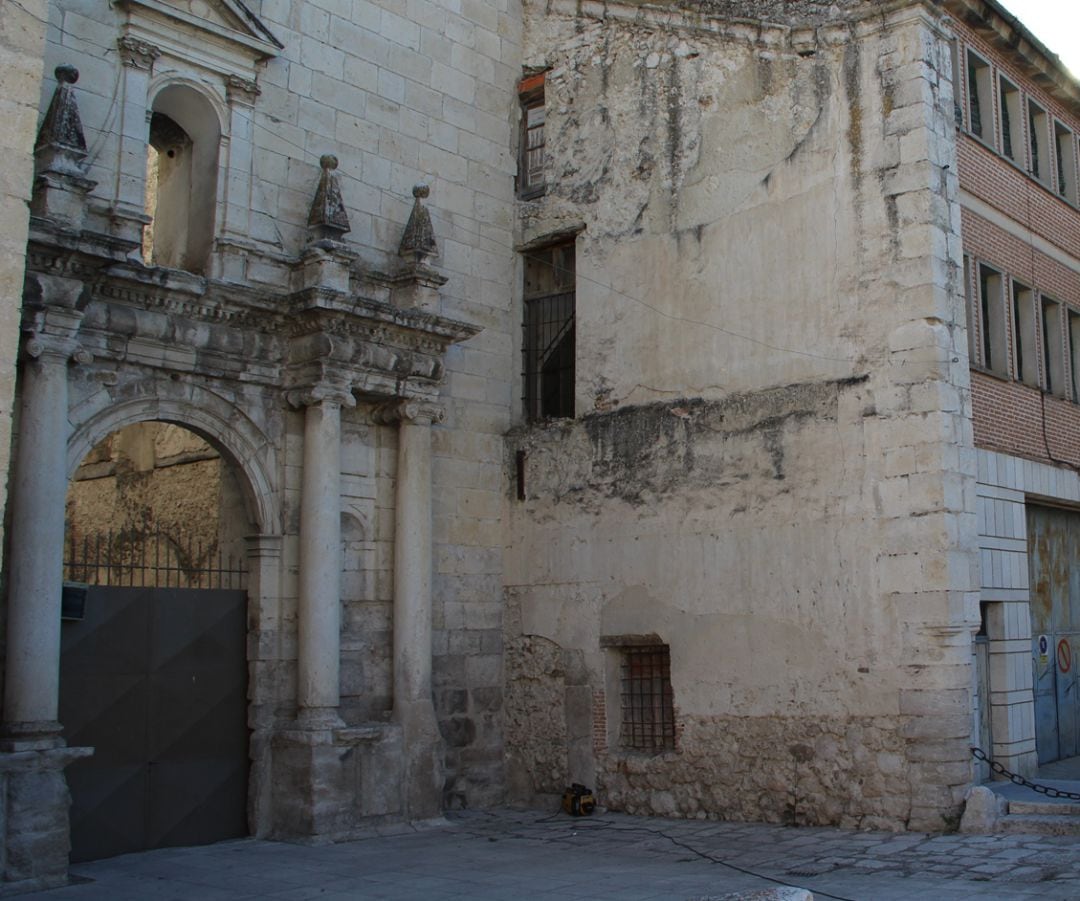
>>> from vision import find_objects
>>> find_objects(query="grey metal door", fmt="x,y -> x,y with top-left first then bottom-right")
60,587 -> 248,862
1028,505 -> 1080,765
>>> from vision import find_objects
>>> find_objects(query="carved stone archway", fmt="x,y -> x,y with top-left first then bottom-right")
0,68 -> 479,891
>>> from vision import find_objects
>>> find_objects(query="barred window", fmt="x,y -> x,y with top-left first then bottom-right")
619,645 -> 675,753
523,242 -> 575,420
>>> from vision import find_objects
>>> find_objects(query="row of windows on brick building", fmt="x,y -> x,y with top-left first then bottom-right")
959,42 -> 1080,205
966,255 -> 1080,400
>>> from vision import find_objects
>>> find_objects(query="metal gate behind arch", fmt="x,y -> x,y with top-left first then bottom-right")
60,531 -> 249,862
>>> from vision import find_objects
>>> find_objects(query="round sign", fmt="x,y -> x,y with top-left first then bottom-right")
1058,638 -> 1072,674
1038,634 -> 1049,656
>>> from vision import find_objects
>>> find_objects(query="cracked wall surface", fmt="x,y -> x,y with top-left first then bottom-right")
507,0 -> 980,831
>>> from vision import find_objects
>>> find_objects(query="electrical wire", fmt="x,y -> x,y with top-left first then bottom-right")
479,810 -> 861,901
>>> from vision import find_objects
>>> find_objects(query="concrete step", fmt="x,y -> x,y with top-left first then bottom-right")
1000,813 -> 1080,836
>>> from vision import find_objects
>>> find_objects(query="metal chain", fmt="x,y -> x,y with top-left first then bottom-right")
971,747 -> 1080,801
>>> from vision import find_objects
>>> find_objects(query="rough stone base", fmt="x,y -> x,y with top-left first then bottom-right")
0,746 -> 92,896
598,715 -> 959,831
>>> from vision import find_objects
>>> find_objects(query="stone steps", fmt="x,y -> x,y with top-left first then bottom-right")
999,812 -> 1080,836
964,780 -> 1080,834
1007,798 -> 1080,817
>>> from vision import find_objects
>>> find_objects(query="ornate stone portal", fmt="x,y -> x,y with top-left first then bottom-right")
2,68 -> 479,889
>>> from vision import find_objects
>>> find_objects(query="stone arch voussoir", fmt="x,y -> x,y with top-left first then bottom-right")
67,379 -> 280,535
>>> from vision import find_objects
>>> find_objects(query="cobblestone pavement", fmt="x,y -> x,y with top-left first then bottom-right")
32,808 -> 1080,901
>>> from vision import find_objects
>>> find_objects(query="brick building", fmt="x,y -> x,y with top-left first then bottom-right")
949,1 -> 1080,781
0,0 -> 1076,893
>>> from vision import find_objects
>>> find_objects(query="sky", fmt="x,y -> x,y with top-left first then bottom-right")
996,0 -> 1080,76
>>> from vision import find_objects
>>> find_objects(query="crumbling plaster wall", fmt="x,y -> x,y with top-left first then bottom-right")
507,0 -> 981,830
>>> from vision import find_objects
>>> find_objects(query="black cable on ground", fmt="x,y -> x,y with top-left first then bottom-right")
543,814 -> 861,901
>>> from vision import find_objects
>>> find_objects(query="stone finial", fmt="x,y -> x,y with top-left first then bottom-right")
398,184 -> 438,263
306,154 -> 350,243
35,65 -> 88,176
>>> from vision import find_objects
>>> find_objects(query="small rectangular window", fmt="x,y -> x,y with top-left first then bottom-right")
999,77 -> 1022,161
1029,100 -> 1049,183
1013,280 -> 1038,386
518,73 -> 546,198
619,645 -> 675,753
1043,297 -> 1065,395
523,242 -> 575,420
1055,121 -> 1077,203
979,265 -> 1007,376
966,51 -> 993,144
1069,310 -> 1080,401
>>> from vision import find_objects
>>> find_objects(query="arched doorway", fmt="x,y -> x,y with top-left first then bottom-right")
59,422 -> 253,861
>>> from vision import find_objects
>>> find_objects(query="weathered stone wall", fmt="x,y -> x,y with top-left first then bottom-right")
0,0 -> 46,573
507,0 -> 980,831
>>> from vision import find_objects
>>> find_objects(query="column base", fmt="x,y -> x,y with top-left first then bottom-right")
0,721 -> 64,752
294,707 -> 345,731
269,722 -> 405,841
395,699 -> 443,821
0,746 -> 92,896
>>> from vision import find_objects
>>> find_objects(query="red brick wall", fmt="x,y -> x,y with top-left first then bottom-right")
951,17 -> 1080,460
961,207 -> 1080,301
958,139 -> 1080,259
972,370 -> 1080,469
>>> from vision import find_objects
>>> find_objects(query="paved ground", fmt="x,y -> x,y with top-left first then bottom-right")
31,807 -> 1080,901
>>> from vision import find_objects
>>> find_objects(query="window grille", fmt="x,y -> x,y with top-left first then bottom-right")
523,243 -> 575,420
64,529 -> 246,590
620,645 -> 675,753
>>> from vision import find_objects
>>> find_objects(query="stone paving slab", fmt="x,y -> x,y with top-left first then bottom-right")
28,808 -> 1080,901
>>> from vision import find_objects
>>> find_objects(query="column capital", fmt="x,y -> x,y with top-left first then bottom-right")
286,382 -> 355,409
118,35 -> 161,69
24,337 -> 91,366
372,398 -> 444,426
226,75 -> 261,106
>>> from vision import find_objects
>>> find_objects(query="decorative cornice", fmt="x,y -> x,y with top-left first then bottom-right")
117,35 -> 161,69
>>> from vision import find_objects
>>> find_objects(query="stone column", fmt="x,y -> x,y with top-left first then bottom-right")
380,399 -> 444,818
291,389 -> 352,728
3,318 -> 86,747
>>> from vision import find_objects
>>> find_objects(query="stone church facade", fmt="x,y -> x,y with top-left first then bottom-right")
0,0 -> 1076,893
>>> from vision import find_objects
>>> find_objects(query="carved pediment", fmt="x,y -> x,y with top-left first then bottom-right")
113,0 -> 282,74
